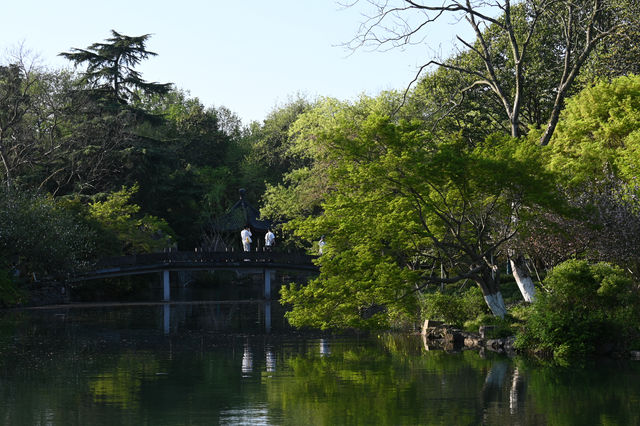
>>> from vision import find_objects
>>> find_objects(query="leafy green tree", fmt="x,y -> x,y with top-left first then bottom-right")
347,0 -> 637,145
259,97 -> 355,224
133,89 -> 246,247
87,184 -> 174,255
406,62 -> 508,144
0,56 -> 139,195
0,56 -> 59,190
0,190 -> 97,280
534,75 -> 640,273
48,31 -> 173,196
280,111 -> 557,328
386,3 -> 640,301
0,63 -> 29,188
241,96 -> 311,198
548,74 -> 640,185
579,5 -> 640,82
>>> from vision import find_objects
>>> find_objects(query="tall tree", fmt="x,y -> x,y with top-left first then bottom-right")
277,99 -> 558,327
544,75 -> 640,274
59,30 -> 171,104
346,0 -> 636,145
0,61 -> 38,188
133,89 -> 244,246
242,96 -> 312,197
48,31 -> 173,195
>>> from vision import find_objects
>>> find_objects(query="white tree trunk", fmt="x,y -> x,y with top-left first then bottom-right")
510,258 -> 536,302
483,291 -> 507,318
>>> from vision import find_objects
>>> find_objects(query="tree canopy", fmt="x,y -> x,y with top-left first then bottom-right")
59,30 -> 172,104
278,98 -> 559,327
347,0 -> 639,145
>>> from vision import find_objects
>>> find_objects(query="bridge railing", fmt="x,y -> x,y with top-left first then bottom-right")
95,250 -> 318,270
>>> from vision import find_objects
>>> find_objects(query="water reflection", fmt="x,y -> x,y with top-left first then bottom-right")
242,342 -> 253,375
483,360 -> 509,400
0,307 -> 638,425
158,301 -> 276,335
319,338 -> 330,356
264,302 -> 271,334
163,303 -> 170,334
265,347 -> 276,373
509,367 -> 526,414
219,406 -> 269,426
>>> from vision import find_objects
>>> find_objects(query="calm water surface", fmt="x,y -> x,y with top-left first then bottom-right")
0,301 -> 638,425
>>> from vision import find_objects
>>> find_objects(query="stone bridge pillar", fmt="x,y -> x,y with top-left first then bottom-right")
163,270 -> 170,301
264,269 -> 274,300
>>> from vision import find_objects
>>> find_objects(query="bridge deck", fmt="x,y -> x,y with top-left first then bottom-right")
73,251 -> 319,282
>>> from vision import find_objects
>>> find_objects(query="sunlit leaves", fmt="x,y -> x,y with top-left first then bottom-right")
280,102 -> 557,328
88,184 -> 174,254
549,75 -> 640,185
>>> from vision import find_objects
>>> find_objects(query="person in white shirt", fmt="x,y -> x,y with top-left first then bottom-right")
265,229 -> 275,251
318,236 -> 326,255
240,226 -> 252,252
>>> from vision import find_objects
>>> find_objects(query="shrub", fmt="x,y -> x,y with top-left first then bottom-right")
421,286 -> 489,328
0,269 -> 25,306
0,190 -> 98,280
87,184 -> 175,255
464,314 -> 516,338
514,259 -> 640,361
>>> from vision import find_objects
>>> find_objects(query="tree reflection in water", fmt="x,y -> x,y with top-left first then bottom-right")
0,307 -> 637,425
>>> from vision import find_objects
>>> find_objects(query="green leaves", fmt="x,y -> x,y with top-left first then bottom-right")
88,184 -> 174,255
549,75 -> 640,185
0,190 -> 97,280
60,30 -> 171,104
516,259 -> 639,361
275,97 -> 559,328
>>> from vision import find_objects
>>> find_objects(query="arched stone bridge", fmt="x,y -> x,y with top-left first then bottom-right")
71,250 -> 319,301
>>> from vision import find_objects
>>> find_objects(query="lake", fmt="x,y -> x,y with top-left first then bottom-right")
1,300 -> 639,425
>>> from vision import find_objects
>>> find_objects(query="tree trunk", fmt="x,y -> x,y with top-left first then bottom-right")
509,255 -> 536,302
483,291 -> 507,318
538,93 -> 563,146
476,270 -> 507,318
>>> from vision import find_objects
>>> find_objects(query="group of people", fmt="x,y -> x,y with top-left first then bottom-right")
240,226 -> 325,254
240,225 -> 275,252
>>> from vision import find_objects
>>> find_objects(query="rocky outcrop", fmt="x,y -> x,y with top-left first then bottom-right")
421,319 -> 515,356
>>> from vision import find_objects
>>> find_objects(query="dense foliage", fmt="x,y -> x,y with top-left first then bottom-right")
1,3 -> 640,361
515,260 -> 640,362
280,107 -> 558,328
0,190 -> 97,280
419,286 -> 488,328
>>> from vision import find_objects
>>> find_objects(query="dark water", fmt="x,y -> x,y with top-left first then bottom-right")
0,302 -> 639,425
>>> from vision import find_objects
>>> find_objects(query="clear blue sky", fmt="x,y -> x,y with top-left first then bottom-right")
1,1 -> 465,125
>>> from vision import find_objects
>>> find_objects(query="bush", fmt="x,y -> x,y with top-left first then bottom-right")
87,184 -> 175,255
420,286 -> 489,328
464,313 -> 517,338
514,259 -> 640,361
0,269 -> 25,306
0,190 -> 98,280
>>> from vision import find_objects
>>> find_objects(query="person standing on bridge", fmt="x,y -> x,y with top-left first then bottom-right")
241,225 -> 252,252
265,229 -> 275,252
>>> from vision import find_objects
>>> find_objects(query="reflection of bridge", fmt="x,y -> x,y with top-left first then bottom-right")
71,251 -> 319,301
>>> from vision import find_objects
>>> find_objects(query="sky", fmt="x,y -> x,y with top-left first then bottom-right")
1,1 -> 466,125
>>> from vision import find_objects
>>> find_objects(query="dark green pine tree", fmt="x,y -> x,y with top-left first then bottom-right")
59,30 -> 172,104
